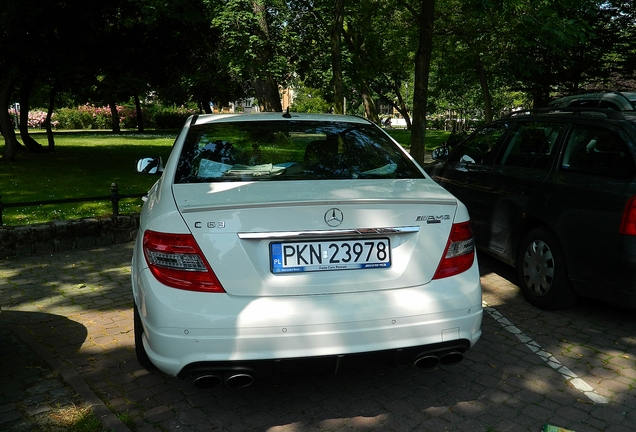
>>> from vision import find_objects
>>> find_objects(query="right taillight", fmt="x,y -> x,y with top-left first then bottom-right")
143,230 -> 225,293
620,196 -> 636,236
433,221 -> 475,279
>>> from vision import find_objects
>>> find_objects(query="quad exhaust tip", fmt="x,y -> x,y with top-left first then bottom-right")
190,351 -> 465,389
224,372 -> 255,389
191,371 -> 256,390
413,351 -> 464,370
192,373 -> 223,390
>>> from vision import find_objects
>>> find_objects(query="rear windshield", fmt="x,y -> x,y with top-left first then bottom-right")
174,120 -> 424,183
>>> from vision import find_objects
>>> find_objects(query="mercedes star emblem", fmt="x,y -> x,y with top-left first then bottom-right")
324,208 -> 344,227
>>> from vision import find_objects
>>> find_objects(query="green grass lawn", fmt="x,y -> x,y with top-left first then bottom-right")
386,128 -> 449,151
1,131 -> 177,225
1,128 -> 449,226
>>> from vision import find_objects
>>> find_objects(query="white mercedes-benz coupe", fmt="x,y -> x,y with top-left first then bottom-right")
132,112 -> 482,389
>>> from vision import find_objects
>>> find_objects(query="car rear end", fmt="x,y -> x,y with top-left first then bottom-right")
131,113 -> 482,388
552,114 -> 636,308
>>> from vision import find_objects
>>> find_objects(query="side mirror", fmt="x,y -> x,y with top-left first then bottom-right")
136,156 -> 164,175
460,154 -> 476,164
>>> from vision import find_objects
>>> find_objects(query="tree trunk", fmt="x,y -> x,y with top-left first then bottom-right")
18,75 -> 46,153
474,54 -> 493,123
134,95 -> 144,133
361,84 -> 380,124
0,76 -> 20,161
108,99 -> 121,132
390,81 -> 412,129
253,76 -> 282,112
409,0 -> 435,165
331,0 -> 345,114
201,100 -> 213,114
250,1 -> 282,112
532,85 -> 550,108
46,81 -> 57,151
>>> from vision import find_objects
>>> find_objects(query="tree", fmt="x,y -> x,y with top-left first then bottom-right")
331,0 -> 346,114
0,0 -> 51,160
208,0 -> 297,112
396,0 -> 436,165
1,0 -> 113,159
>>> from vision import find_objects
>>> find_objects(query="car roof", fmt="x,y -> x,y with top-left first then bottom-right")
188,112 -> 374,126
548,91 -> 636,110
504,107 -> 636,123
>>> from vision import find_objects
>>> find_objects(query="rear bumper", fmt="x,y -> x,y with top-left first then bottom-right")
141,307 -> 482,378
178,339 -> 472,384
133,266 -> 483,378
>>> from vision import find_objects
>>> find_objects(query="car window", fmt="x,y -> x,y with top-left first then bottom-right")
496,122 -> 562,169
174,120 -> 425,183
448,123 -> 508,165
561,125 -> 636,178
598,100 -> 622,110
569,99 -> 601,109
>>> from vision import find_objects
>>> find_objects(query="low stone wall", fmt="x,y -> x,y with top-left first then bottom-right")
0,215 -> 139,259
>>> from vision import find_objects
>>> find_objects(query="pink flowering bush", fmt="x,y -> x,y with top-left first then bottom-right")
28,110 -> 50,128
16,103 -> 198,130
6,108 -> 59,129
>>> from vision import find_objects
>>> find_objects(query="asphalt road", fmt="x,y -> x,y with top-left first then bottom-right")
1,242 -> 635,431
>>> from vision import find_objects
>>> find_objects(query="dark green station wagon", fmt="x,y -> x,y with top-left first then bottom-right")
426,108 -> 636,310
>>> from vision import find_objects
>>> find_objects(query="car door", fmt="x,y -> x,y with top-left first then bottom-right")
469,120 -> 564,262
428,122 -> 510,244
544,120 -> 636,293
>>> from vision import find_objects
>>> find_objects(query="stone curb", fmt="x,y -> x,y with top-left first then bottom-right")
0,215 -> 139,259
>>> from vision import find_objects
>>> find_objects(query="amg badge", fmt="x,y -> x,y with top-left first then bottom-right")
416,215 -> 450,224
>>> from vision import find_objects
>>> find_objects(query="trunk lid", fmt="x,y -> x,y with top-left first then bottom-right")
173,179 -> 458,296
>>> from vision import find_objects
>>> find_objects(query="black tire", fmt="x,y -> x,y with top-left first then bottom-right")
134,302 -> 155,370
517,227 -> 578,310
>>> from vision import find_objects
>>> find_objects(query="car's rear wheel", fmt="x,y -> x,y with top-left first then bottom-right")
517,227 -> 578,309
134,302 -> 155,370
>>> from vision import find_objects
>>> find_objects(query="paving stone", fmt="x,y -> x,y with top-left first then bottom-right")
2,244 -> 636,431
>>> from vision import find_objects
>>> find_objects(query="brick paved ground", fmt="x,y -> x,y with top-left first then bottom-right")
1,243 -> 635,431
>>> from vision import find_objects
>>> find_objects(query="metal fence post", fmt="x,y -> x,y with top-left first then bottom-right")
110,183 -> 120,217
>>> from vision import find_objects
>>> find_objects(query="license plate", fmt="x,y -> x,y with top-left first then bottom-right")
270,238 -> 391,273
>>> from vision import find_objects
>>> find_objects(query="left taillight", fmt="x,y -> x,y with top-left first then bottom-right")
142,230 -> 225,293
433,221 -> 475,279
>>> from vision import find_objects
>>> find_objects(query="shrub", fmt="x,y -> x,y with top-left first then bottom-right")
54,107 -> 95,129
26,103 -> 198,130
290,87 -> 332,113
27,110 -> 48,128
148,104 -> 197,129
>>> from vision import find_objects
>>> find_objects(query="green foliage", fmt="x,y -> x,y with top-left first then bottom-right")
54,107 -> 96,129
290,87 -> 332,113
147,104 -> 198,129
35,104 -> 197,130
2,0 -> 636,155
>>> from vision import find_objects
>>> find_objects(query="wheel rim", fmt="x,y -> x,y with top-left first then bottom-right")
522,239 -> 555,297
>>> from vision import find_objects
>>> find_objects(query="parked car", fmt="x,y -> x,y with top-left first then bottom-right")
132,112 -> 482,389
426,107 -> 636,310
548,91 -> 636,111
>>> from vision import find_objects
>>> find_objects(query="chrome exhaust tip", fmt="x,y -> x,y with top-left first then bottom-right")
224,372 -> 255,389
192,373 -> 223,390
440,351 -> 464,366
413,355 -> 441,370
